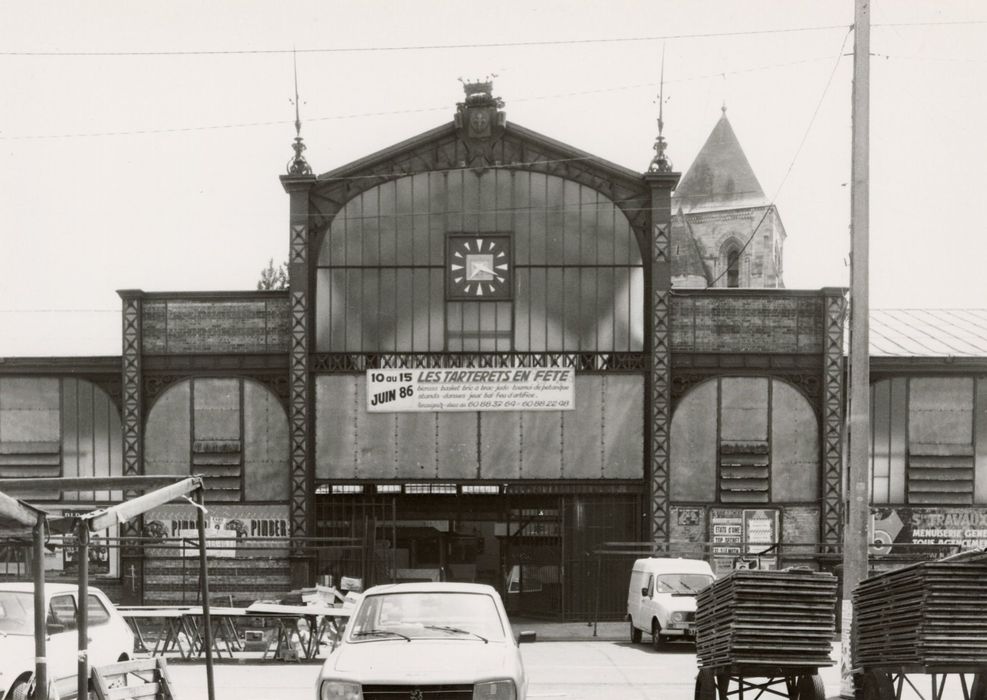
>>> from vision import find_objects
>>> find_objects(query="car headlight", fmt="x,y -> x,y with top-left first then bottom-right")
671,612 -> 684,622
320,681 -> 363,700
473,680 -> 517,700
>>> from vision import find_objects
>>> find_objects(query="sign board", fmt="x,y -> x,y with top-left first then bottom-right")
871,507 -> 987,556
710,508 -> 779,576
144,504 -> 290,558
366,368 -> 574,413
177,528 -> 237,558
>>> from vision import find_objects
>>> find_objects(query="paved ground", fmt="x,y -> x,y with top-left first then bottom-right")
166,640 -> 977,700
166,640 -> 848,700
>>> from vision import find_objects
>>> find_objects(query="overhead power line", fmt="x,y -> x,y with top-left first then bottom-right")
705,26 -> 853,290
2,19 -> 984,58
0,24 -> 852,57
0,55 -> 838,141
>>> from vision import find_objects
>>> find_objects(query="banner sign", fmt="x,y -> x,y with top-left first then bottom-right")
871,507 -> 987,555
144,504 -> 290,558
366,368 -> 574,413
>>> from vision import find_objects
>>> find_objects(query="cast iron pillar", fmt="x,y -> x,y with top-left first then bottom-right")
821,288 -> 847,552
280,172 -> 317,589
117,288 -> 145,604
643,170 -> 679,547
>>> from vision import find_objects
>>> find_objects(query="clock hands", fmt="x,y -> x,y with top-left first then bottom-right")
470,261 -> 497,277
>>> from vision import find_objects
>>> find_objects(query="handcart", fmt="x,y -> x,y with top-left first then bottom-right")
694,569 -> 838,700
853,555 -> 987,700
696,663 -> 825,700
857,664 -> 987,700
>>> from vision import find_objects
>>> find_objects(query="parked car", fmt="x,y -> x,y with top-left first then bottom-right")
627,557 -> 715,650
0,583 -> 134,700
316,582 -> 533,700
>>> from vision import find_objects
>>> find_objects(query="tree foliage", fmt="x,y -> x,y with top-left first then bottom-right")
257,258 -> 289,290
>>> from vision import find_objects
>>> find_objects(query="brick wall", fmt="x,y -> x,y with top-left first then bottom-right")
141,294 -> 290,354
671,292 -> 823,353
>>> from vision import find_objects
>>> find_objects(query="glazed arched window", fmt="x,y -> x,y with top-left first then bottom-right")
314,170 -> 645,353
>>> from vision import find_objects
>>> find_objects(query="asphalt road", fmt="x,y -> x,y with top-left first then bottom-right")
166,640 -> 975,700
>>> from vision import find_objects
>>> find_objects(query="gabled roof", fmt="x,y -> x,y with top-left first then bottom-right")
674,111 -> 767,214
869,309 -> 987,357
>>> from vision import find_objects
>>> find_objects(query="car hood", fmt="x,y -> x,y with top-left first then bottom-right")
326,639 -> 517,684
654,594 -> 697,612
0,634 -> 33,677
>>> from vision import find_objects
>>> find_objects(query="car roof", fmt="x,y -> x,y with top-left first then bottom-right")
633,557 -> 714,573
361,582 -> 499,596
0,582 -> 99,595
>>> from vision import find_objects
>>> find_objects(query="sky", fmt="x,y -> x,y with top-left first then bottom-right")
1,0 -> 986,356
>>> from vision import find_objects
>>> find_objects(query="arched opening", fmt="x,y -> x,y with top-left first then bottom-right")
726,248 -> 740,288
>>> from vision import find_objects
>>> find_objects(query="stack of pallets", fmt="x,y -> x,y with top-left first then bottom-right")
696,569 -> 838,669
853,559 -> 987,670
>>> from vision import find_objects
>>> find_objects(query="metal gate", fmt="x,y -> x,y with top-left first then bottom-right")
314,493 -> 396,589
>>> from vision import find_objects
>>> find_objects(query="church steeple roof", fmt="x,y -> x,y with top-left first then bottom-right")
673,109 -> 766,213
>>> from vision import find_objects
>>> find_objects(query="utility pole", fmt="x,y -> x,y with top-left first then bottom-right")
841,0 -> 870,697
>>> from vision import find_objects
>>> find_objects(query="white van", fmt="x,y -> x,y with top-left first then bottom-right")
626,557 -> 715,650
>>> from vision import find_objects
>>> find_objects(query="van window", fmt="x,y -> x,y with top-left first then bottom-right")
646,574 -> 655,597
655,573 -> 713,594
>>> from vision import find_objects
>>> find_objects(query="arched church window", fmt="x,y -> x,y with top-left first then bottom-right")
726,248 -> 740,288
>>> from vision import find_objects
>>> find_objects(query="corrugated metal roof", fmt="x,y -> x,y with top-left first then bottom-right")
869,309 -> 987,357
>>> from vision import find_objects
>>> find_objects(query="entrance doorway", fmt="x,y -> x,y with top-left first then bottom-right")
313,487 -> 641,621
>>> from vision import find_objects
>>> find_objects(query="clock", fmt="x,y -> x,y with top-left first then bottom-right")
446,233 -> 512,300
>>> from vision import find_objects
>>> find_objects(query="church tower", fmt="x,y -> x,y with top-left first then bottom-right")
671,108 -> 786,288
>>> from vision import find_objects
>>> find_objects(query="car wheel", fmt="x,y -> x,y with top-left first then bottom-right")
8,679 -> 29,700
629,620 -> 642,644
651,622 -> 666,651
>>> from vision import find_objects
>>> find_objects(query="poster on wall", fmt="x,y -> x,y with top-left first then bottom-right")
144,504 -> 290,558
0,509 -> 120,578
871,507 -> 987,557
710,508 -> 779,576
365,368 -> 574,413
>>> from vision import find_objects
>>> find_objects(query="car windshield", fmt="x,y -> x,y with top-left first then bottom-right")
349,592 -> 506,642
655,574 -> 714,594
0,592 -> 34,636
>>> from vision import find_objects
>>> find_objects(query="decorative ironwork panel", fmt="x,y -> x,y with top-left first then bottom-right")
311,352 -> 648,373
822,293 -> 846,548
289,290 -> 309,545
121,297 -> 142,478
290,224 -> 306,264
651,288 -> 671,542
120,296 -> 144,575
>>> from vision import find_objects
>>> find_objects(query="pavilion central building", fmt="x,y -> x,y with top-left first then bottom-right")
1,82 -> 984,620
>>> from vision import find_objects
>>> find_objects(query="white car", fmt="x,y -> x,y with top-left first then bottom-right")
0,583 -> 134,700
316,582 -> 531,700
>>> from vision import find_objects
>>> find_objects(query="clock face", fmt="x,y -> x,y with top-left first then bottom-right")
446,234 -> 512,300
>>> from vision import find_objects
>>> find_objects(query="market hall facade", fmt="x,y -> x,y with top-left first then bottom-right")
1,83 -> 984,619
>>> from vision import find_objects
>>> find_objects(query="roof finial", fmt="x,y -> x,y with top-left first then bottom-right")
287,48 -> 312,176
721,100 -> 727,115
648,43 -> 673,174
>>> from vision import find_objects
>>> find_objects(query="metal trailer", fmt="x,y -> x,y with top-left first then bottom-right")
857,665 -> 987,700
695,664 -> 826,700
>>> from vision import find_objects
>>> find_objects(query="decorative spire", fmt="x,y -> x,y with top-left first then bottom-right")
287,49 -> 312,176
648,45 -> 673,174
